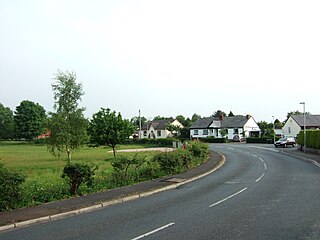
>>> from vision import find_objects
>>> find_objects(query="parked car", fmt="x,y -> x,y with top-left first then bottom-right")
274,137 -> 296,148
233,134 -> 246,142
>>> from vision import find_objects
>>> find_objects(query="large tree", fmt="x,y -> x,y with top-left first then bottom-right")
0,103 -> 14,140
90,108 -> 135,157
212,110 -> 226,118
14,100 -> 46,141
47,70 -> 88,162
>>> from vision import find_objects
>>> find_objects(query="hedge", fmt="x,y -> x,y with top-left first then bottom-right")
126,138 -> 180,147
297,130 -> 320,149
199,137 -> 227,143
246,137 -> 275,144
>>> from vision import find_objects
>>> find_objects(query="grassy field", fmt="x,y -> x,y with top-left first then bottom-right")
0,141 -> 160,179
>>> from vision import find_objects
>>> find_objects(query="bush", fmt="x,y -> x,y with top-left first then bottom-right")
0,162 -> 26,211
127,138 -> 179,147
246,137 -> 274,144
199,137 -> 227,143
62,163 -> 97,195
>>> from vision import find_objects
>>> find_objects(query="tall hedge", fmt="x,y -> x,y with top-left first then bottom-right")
297,130 -> 320,149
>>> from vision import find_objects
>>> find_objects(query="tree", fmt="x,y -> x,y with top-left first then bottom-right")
14,100 -> 46,141
258,121 -> 274,137
228,111 -> 235,117
212,110 -> 226,118
0,103 -> 14,139
286,110 -> 310,120
191,113 -> 201,123
90,108 -> 135,157
130,116 -> 147,129
274,119 -> 283,129
46,70 -> 88,162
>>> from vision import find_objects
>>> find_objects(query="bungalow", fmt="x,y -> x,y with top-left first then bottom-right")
282,114 -> 320,138
140,119 -> 183,139
190,115 -> 260,140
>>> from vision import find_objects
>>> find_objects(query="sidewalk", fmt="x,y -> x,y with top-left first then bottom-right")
0,151 -> 224,230
280,147 -> 320,163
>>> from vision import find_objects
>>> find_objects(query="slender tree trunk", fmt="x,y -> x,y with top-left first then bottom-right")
112,146 -> 116,158
67,149 -> 71,163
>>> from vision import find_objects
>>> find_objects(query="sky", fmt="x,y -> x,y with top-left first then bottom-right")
0,0 -> 319,123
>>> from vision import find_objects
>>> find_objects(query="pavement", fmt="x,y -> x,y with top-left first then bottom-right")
0,151 -> 224,231
1,147 -> 319,232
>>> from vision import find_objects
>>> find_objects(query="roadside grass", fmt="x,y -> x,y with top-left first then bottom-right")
0,142 -> 160,203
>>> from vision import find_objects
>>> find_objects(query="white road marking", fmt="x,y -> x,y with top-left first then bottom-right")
264,163 -> 267,170
131,223 -> 175,240
209,188 -> 248,208
255,173 -> 265,182
228,147 -> 234,150
259,157 -> 264,163
312,160 -> 320,168
248,146 -> 279,152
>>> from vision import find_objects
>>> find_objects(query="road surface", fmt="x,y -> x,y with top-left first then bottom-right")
1,144 -> 320,239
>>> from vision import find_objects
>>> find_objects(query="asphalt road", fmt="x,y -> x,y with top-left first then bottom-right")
1,144 -> 320,240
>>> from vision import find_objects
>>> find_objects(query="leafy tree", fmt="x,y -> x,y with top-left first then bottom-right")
153,116 -> 174,121
191,113 -> 201,123
212,110 -> 226,118
46,70 -> 88,162
14,100 -> 46,141
130,116 -> 147,129
166,123 -> 182,137
274,119 -> 283,129
90,108 -> 135,157
228,111 -> 235,117
0,103 -> 14,139
258,121 -> 274,137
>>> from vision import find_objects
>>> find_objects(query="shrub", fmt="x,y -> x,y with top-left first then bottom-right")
128,138 -> 179,147
298,130 -> 320,149
246,137 -> 274,144
187,140 -> 209,158
0,162 -> 26,211
62,163 -> 97,195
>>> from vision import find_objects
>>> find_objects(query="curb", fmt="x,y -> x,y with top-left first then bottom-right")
280,150 -> 320,167
0,153 -> 225,232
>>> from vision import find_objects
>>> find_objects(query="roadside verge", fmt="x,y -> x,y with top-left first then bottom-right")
0,151 -> 225,231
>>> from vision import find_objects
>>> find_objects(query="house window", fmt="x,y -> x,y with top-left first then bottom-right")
288,127 -> 291,133
234,129 -> 239,134
194,130 -> 199,135
203,129 -> 208,135
143,131 -> 147,137
157,130 -> 161,137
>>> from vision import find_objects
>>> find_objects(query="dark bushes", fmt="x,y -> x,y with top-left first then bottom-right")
0,162 -> 25,211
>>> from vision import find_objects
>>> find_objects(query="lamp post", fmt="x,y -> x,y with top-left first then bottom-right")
299,102 -> 306,153
272,116 -> 275,144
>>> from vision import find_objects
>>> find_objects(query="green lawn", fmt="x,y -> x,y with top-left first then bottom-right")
0,141 -> 159,182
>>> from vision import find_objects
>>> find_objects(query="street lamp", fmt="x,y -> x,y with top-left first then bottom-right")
272,116 -> 275,144
299,102 -> 306,153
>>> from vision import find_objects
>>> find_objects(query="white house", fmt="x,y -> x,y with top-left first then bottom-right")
282,114 -> 320,138
140,119 -> 183,139
189,115 -> 260,140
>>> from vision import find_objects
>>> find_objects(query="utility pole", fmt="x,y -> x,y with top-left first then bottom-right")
300,102 -> 306,153
139,109 -> 142,139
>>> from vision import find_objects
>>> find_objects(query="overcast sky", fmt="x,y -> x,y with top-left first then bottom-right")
0,0 -> 319,123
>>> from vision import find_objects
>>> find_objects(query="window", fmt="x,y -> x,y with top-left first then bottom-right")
194,130 -> 199,135
288,127 -> 291,133
143,131 -> 147,137
203,129 -> 208,135
234,129 -> 239,134
157,130 -> 161,137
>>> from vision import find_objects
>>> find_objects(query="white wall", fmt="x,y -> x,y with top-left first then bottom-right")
282,117 -> 301,137
243,117 -> 260,137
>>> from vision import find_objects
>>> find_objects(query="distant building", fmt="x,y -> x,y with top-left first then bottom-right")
282,114 -> 320,138
189,115 -> 260,140
139,119 -> 183,139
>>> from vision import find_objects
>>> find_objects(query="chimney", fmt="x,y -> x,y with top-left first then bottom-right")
246,114 -> 251,119
219,115 -> 224,121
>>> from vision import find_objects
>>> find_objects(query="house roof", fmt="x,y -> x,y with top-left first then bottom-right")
190,115 -> 253,129
189,117 -> 214,129
221,116 -> 249,128
291,114 -> 320,127
141,120 -> 171,131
